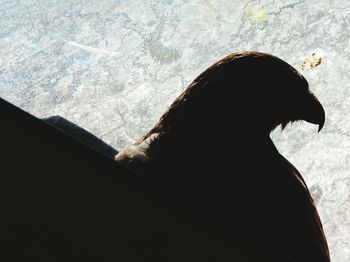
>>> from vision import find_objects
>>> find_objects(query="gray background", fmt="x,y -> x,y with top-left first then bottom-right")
0,0 -> 349,260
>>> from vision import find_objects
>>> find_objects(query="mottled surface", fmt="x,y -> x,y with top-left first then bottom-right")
0,0 -> 349,260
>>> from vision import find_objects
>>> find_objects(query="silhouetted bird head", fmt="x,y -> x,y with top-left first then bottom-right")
233,52 -> 325,133
141,51 -> 325,145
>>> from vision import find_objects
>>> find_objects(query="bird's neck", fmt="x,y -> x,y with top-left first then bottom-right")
140,125 -> 278,174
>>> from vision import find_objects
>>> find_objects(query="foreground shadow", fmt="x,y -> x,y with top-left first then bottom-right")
0,97 -> 289,261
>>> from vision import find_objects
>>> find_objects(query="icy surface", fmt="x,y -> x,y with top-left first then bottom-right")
0,0 -> 349,260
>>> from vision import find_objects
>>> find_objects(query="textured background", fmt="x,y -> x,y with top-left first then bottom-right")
0,0 -> 349,260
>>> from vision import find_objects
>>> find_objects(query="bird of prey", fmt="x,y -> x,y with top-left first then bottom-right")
115,51 -> 330,261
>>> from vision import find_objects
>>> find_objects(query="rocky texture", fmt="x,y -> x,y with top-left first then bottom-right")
0,1 -> 349,260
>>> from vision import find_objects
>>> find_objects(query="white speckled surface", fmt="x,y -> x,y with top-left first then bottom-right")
0,0 -> 349,260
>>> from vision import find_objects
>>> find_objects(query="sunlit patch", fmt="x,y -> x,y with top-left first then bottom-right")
207,0 -> 217,9
302,52 -> 323,70
243,4 -> 267,22
256,8 -> 267,22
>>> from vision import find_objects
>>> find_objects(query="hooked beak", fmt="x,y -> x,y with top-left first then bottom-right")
301,91 -> 325,132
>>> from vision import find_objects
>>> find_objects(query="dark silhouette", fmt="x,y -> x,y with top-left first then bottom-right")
43,115 -> 118,158
116,52 -> 330,261
0,97 -> 291,261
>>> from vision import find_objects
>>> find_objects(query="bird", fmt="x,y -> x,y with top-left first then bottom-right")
115,51 -> 330,261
